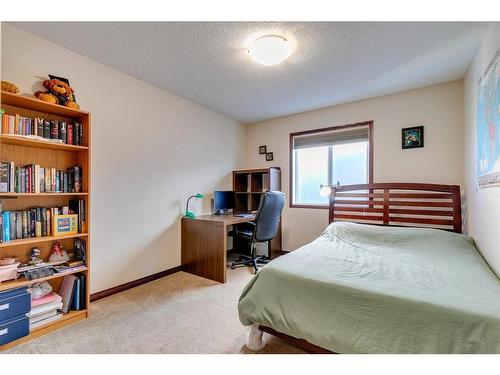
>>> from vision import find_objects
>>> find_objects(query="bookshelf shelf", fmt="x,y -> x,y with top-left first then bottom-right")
31,309 -> 87,333
0,266 -> 88,292
0,91 -> 89,118
0,134 -> 89,151
0,233 -> 88,248
0,192 -> 88,198
1,90 -> 91,350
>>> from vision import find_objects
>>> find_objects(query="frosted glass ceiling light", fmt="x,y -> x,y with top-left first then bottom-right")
248,35 -> 292,66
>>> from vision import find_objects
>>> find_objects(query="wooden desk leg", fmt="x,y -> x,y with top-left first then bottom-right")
181,218 -> 227,283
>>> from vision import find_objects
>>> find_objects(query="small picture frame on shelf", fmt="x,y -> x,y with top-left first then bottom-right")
266,152 -> 274,161
402,126 -> 424,149
259,145 -> 267,154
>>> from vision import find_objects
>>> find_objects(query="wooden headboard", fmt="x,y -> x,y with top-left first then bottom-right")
328,183 -> 462,233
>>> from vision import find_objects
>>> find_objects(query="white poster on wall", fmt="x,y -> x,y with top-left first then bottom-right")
477,47 -> 500,187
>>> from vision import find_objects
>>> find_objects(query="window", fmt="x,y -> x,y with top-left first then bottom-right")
290,122 -> 373,207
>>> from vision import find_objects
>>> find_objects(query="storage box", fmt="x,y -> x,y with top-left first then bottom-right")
0,262 -> 20,284
0,314 -> 29,345
0,287 -> 31,321
0,287 -> 31,345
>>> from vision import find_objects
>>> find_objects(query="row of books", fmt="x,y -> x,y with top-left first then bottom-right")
60,274 -> 86,312
0,199 -> 85,242
0,163 -> 82,193
1,113 -> 84,146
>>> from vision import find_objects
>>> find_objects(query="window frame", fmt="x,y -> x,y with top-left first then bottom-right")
289,121 -> 374,209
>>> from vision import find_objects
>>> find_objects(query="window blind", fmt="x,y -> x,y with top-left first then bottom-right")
293,126 -> 369,149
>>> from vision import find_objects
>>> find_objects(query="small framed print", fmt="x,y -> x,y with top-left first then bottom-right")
259,145 -> 267,154
402,126 -> 424,149
266,152 -> 274,161
52,214 -> 78,236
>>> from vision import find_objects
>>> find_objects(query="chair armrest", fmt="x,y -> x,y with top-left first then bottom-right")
233,221 -> 256,238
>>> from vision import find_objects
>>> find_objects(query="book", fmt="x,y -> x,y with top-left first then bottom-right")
71,276 -> 82,310
9,212 -> 15,240
79,274 -> 86,309
59,274 -> 77,313
73,166 -> 82,193
31,292 -> 62,307
73,122 -> 79,145
29,312 -> 63,330
43,120 -> 50,138
69,199 -> 85,233
28,300 -> 63,318
15,211 -> 22,239
29,308 -> 61,325
67,168 -> 74,192
9,162 -> 14,192
58,121 -> 67,143
36,118 -> 44,136
66,260 -> 85,268
50,119 -> 59,139
2,211 -> 10,241
0,163 -> 8,192
67,123 -> 73,145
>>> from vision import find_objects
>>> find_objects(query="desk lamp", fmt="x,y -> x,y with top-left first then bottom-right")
185,193 -> 204,218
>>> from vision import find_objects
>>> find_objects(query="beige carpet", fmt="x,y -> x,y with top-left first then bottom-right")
4,268 -> 305,354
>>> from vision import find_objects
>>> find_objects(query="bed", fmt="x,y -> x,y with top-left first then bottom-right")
238,183 -> 500,353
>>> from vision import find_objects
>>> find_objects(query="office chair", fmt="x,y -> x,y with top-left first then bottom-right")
230,191 -> 285,273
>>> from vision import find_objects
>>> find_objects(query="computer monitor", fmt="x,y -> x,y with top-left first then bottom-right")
214,191 -> 235,214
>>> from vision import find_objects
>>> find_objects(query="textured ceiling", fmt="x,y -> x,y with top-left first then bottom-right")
12,22 -> 490,123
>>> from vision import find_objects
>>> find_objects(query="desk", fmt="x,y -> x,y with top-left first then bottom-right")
181,214 -> 256,283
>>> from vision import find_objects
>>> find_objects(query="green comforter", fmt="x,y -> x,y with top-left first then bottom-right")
238,222 -> 500,353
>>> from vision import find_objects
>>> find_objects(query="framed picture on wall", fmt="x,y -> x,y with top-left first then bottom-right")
266,152 -> 274,161
259,145 -> 267,154
402,126 -> 424,149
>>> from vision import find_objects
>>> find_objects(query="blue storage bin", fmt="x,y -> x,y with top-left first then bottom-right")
0,314 -> 29,345
0,287 -> 31,321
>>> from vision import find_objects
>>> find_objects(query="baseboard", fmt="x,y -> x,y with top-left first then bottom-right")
90,265 -> 183,302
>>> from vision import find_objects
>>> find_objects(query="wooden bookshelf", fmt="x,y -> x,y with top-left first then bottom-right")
232,167 -> 282,258
0,91 -> 90,350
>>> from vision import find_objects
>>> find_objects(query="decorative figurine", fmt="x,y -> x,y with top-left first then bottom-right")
28,247 -> 43,266
48,242 -> 70,263
73,239 -> 86,263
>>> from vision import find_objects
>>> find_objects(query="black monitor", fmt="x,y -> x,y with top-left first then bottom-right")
214,191 -> 234,214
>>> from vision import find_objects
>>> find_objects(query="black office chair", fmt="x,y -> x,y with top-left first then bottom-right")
230,191 -> 285,273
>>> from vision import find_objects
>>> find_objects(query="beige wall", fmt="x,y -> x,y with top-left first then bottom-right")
245,81 -> 464,250
464,23 -> 500,276
1,23 -> 246,293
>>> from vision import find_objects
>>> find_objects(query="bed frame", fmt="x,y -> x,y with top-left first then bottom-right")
258,182 -> 462,353
328,183 -> 462,233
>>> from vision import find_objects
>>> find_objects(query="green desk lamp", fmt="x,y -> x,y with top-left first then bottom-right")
185,193 -> 204,218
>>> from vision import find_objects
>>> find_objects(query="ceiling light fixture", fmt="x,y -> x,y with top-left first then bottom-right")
248,35 -> 292,66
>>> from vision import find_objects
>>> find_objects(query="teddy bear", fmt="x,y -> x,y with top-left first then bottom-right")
35,78 -> 80,110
